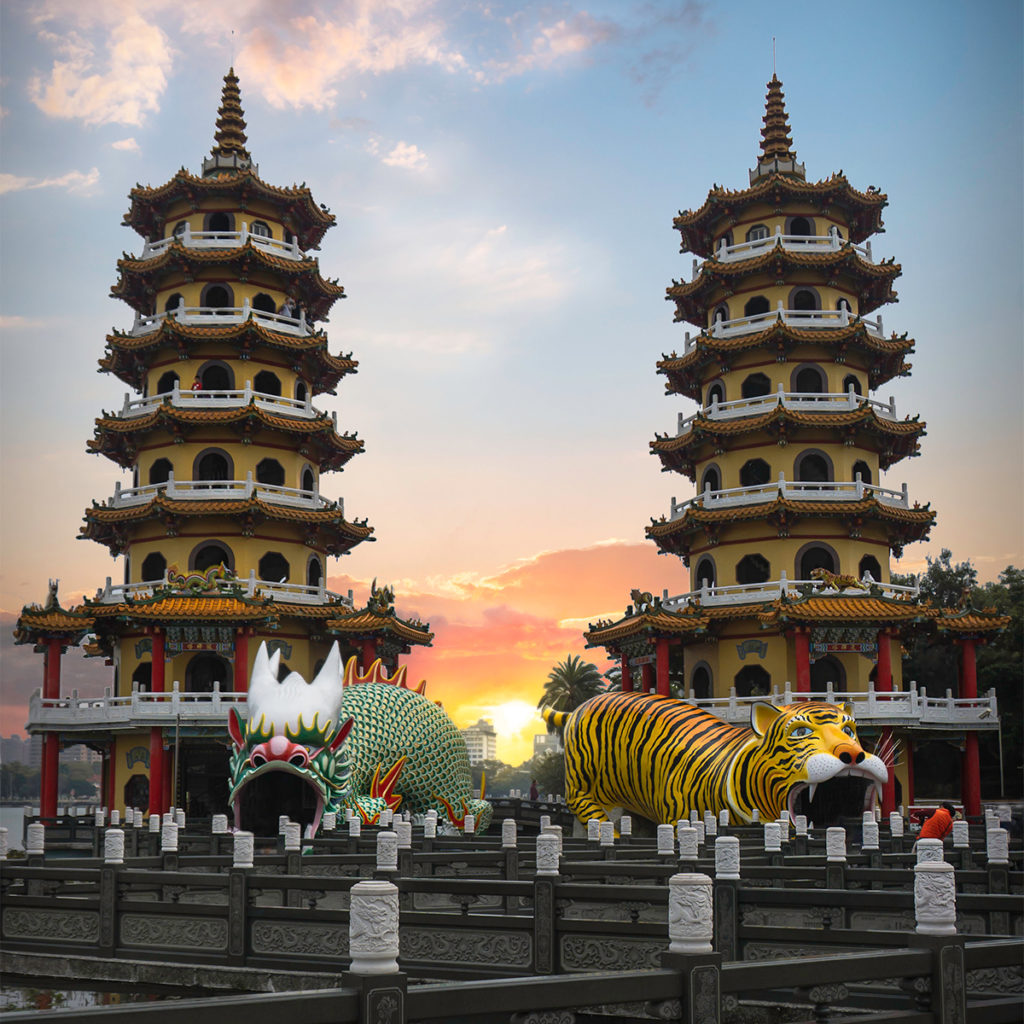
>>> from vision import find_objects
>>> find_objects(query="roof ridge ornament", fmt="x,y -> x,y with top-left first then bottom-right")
203,68 -> 257,179
750,74 -> 806,184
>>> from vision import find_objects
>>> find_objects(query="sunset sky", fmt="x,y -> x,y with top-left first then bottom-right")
1,1 -> 1021,764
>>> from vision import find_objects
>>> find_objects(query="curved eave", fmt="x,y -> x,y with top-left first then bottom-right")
756,594 -> 927,627
651,407 -> 925,479
14,608 -> 92,647
85,594 -> 279,626
100,320 -> 356,394
657,323 -> 914,397
930,608 -> 1011,637
674,173 -> 887,256
124,168 -> 335,250
324,611 -> 434,647
584,608 -> 711,647
88,406 -> 364,470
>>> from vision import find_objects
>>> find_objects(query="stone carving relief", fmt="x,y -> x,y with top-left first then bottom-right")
3,908 -> 99,943
251,921 -> 348,956
560,935 -> 662,972
121,914 -> 227,950
400,928 -> 531,967
742,905 -> 831,928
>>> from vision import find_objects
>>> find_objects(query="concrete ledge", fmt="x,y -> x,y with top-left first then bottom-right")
1,950 -> 343,993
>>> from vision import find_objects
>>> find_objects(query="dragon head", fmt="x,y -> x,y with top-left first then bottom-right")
228,641 -> 354,837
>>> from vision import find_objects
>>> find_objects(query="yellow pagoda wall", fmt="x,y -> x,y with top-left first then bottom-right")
700,443 -> 881,486
156,199 -> 297,242
143,349 -> 309,401
710,204 -> 852,248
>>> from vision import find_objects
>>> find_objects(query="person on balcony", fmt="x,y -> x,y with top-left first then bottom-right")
919,802 -> 957,841
191,375 -> 202,392
278,295 -> 295,317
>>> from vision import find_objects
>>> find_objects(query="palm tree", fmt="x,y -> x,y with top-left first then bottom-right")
537,655 -> 607,734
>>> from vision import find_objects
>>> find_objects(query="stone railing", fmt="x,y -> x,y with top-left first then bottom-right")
680,304 -> 884,351
659,575 -> 920,609
92,571 -> 354,607
140,221 -> 302,261
107,473 -> 336,511
120,384 -> 318,420
669,476 -> 910,515
130,299 -> 312,337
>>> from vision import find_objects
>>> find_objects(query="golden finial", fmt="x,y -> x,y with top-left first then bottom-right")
760,74 -> 796,163
211,68 -> 251,162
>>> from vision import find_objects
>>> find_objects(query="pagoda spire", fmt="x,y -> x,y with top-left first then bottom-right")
204,68 -> 253,177
750,74 -> 805,183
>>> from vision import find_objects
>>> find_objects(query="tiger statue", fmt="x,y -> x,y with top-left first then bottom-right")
542,692 -> 887,828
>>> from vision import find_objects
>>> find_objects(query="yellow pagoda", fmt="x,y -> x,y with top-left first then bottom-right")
16,71 -> 431,822
586,77 -> 1006,820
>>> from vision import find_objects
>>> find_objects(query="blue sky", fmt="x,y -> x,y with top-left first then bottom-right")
1,1 -> 1021,754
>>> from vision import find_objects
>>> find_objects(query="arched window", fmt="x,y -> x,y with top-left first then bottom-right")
810,655 -> 845,690
859,554 -> 882,582
307,555 -> 323,588
204,211 -> 234,232
194,448 -> 232,482
741,372 -> 771,399
740,458 -> 771,487
745,224 -> 770,242
786,216 -> 814,236
743,295 -> 770,318
842,374 -> 862,396
716,231 -> 733,250
252,292 -> 276,314
735,665 -> 771,698
164,292 -> 184,313
836,297 -> 853,314
140,552 -> 167,582
694,556 -> 716,589
197,360 -> 234,390
250,220 -> 271,237
172,221 -> 188,237
124,774 -> 149,809
295,380 -> 308,403
156,371 -> 179,394
131,663 -> 152,693
710,303 -> 729,327
149,458 -> 173,484
185,653 -> 231,693
259,551 -> 290,583
200,283 -> 233,309
853,460 -> 872,485
691,664 -> 712,700
736,553 -> 771,584
700,465 -> 720,493
256,458 -> 285,486
795,449 -> 833,483
253,370 -> 282,396
790,288 -> 820,311
190,540 -> 233,573
793,364 -> 826,393
798,543 -> 838,579
706,381 -> 725,407
301,466 -> 316,493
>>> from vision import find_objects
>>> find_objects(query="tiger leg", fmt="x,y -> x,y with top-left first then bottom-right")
565,788 -> 610,827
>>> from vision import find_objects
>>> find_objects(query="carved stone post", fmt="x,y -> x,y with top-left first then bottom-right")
888,810 -> 905,853
0,826 -> 7,861
915,838 -> 944,863
914,860 -> 956,935
619,815 -> 632,844
713,836 -> 739,960
663,872 -> 722,1021
825,827 -> 846,891
98,864 -> 118,957
233,830 -> 254,869
344,879 -> 406,1021
763,822 -> 783,872
678,825 -> 698,868
587,818 -> 600,841
986,828 -> 1009,910
161,820 -> 178,871
599,820 -> 615,859
657,823 -> 675,859
26,822 -> 45,866
793,814 -> 808,856
375,829 -> 399,881
104,827 -> 125,865
533,833 -> 560,974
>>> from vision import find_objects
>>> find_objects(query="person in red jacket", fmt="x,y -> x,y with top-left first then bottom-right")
919,802 -> 957,840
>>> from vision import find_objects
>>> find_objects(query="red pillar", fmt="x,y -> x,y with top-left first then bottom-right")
44,638 -> 62,699
656,638 -> 670,697
962,734 -> 981,819
361,637 -> 377,672
40,638 -> 63,818
794,630 -> 811,693
151,630 -> 166,692
148,629 -> 166,816
640,662 -> 654,694
875,629 -> 892,692
959,638 -> 978,698
620,653 -> 632,693
233,629 -> 250,692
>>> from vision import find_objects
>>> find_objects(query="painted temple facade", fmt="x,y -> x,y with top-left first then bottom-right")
585,77 -> 1006,819
16,71 -> 431,823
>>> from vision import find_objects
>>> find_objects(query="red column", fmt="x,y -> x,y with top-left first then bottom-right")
361,637 -> 377,672
794,630 -> 811,693
959,638 -> 978,698
44,638 -> 62,699
640,662 -> 654,694
40,734 -> 59,819
620,654 -> 632,693
875,630 -> 892,692
148,728 -> 164,817
962,734 -> 981,818
151,629 -> 166,692
656,638 -> 670,697
233,629 -> 250,692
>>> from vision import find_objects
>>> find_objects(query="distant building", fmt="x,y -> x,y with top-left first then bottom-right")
62,744 -> 103,766
461,719 -> 497,765
533,732 -> 562,758
0,734 -> 31,765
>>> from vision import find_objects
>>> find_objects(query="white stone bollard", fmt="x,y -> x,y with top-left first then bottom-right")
376,830 -> 398,872
542,824 -> 563,856
161,821 -> 178,852
668,873 -> 714,953
987,828 -> 1010,865
826,827 -> 847,862
914,860 -> 957,935
763,822 -> 782,853
0,826 -> 7,860
463,813 -> 475,834
547,793 -> 554,803
349,879 -> 400,974
233,830 -> 254,868
175,809 -> 185,828
862,810 -> 874,824
689,810 -> 699,824
349,816 -> 362,838
162,812 -> 173,827
379,808 -> 393,827
345,807 -> 354,821
778,809 -> 790,827
862,820 -> 879,850
916,838 -> 944,863
111,809 -> 121,826
715,835 -> 740,879
619,816 -> 632,837
149,814 -> 161,835
889,812 -> 904,837
536,833 -> 560,875
750,808 -> 760,823
423,817 -> 436,839
599,821 -> 614,847
322,812 -> 337,832
502,819 -> 517,848
587,818 -> 600,841
212,814 -> 228,834
794,815 -> 808,836
718,809 -> 729,829
394,820 -> 412,849
678,826 -> 699,861
703,811 -> 717,837
94,808 -> 105,827
124,807 -> 134,826
284,822 -> 301,852
278,815 -> 290,834
951,821 -> 969,848
540,814 -> 551,830
693,820 -> 705,845
104,828 -> 125,864
26,823 -> 45,856
657,824 -> 675,855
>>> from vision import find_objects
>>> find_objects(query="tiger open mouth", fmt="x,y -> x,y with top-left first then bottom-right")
787,766 -> 884,825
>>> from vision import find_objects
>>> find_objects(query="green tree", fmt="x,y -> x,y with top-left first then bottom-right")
530,751 -> 565,798
537,655 -> 608,736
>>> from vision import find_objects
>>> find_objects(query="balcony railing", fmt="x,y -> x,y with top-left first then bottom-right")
139,222 -> 302,261
669,475 -> 910,516
675,386 -> 897,433
688,226 -> 873,280
107,472 -> 337,511
680,304 -> 884,351
130,299 -> 313,337
93,572 -> 354,607
121,383 -> 318,420
659,574 -> 920,609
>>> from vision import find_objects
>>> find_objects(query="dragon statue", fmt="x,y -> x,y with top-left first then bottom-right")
228,641 -> 491,835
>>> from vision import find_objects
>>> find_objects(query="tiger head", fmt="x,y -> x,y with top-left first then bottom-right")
747,701 -> 888,823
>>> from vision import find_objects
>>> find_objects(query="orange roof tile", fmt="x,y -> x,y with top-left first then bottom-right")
87,594 -> 278,623
324,610 -> 433,646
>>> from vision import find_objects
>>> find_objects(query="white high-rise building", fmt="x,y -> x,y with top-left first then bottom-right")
461,719 -> 498,765
533,732 -> 562,758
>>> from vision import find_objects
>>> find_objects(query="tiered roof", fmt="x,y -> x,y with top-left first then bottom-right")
759,75 -> 797,163
210,68 -> 250,164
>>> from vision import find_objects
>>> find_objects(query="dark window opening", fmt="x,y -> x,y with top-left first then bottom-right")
691,665 -> 711,700
694,557 -> 716,589
164,292 -> 184,312
741,372 -> 772,399
132,663 -> 152,693
157,372 -> 178,394
706,382 -> 725,406
254,370 -> 282,396
193,543 -> 232,573
307,557 -> 323,588
743,295 -> 770,318
810,655 -> 846,690
172,221 -> 188,237
301,467 -> 315,492
740,458 -> 771,487
700,466 -> 721,493
203,284 -> 232,309
853,460 -> 872,485
735,665 -> 771,698
859,555 -> 882,581
196,451 -> 230,482
295,380 -> 308,402
124,774 -> 149,809
789,216 -> 813,236
256,458 -> 285,486
799,545 -> 837,579
792,289 -> 819,311
836,297 -> 852,313
843,374 -> 862,395
795,366 -> 826,393
252,292 -> 276,314
796,452 -> 831,483
149,458 -> 173,484
141,552 -> 167,582
259,551 -> 290,583
207,212 -> 232,232
199,362 -> 233,389
186,653 -> 231,693
736,553 -> 771,585
711,304 -> 729,325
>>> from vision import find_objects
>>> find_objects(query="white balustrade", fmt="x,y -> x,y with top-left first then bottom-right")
140,224 -> 303,262
700,304 -> 884,341
914,861 -> 957,935
501,819 -> 517,848
695,227 -> 873,272
104,828 -> 125,864
661,574 -> 920,611
619,815 -> 632,838
657,824 -> 676,855
109,472 -> 333,511
826,827 -> 847,862
130,301 -> 312,338
714,835 -> 740,879
26,823 -> 45,856
536,833 -> 561,875
587,818 -> 601,842
375,830 -> 399,872
120,383 -> 318,420
599,821 -> 615,847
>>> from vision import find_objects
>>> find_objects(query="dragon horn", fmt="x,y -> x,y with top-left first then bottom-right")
479,771 -> 486,802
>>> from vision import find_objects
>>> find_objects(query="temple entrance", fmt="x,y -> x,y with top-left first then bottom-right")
237,769 -> 319,835
185,653 -> 231,693
124,773 -> 149,809
178,742 -> 231,819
